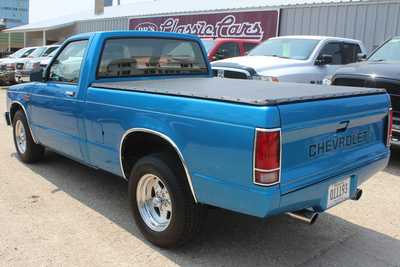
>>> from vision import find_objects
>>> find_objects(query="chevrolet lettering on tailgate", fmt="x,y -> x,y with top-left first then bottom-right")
309,130 -> 370,158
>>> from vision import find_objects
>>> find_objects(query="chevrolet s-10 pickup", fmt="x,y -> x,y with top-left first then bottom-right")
4,31 -> 392,248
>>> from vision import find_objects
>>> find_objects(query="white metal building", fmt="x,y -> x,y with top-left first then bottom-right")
5,0 -> 400,52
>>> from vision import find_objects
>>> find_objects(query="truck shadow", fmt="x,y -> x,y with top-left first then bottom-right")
21,151 -> 400,267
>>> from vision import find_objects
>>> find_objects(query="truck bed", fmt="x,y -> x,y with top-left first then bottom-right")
92,77 -> 385,106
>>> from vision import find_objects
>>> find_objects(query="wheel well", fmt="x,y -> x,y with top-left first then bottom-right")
121,131 -> 185,179
10,103 -> 23,122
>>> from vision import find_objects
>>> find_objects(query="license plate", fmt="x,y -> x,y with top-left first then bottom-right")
327,177 -> 350,208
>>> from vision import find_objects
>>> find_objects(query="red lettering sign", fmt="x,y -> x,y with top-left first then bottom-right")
129,10 -> 279,40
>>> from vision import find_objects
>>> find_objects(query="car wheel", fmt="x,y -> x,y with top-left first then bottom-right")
129,152 -> 206,248
12,110 -> 45,163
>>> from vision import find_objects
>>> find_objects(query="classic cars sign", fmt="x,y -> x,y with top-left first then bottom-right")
128,10 -> 279,41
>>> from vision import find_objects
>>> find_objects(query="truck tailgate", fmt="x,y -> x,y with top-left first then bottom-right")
279,93 -> 390,195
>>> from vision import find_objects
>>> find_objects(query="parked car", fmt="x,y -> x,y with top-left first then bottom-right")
211,35 -> 366,84
201,38 -> 260,61
5,31 -> 391,248
330,36 -> 400,144
0,47 -> 36,85
15,45 -> 59,83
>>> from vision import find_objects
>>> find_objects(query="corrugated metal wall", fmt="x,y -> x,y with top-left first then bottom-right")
279,1 -> 400,52
74,1 -> 400,53
76,17 -> 129,33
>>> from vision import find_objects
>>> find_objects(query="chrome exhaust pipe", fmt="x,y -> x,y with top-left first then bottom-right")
286,209 -> 319,225
351,189 -> 363,201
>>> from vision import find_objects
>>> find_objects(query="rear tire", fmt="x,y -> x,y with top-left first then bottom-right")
12,110 -> 44,163
128,152 -> 206,248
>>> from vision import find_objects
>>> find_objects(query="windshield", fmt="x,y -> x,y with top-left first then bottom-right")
42,46 -> 59,57
201,40 -> 216,53
98,38 -> 208,78
248,38 -> 320,60
8,48 -> 30,58
369,37 -> 400,62
29,47 -> 46,58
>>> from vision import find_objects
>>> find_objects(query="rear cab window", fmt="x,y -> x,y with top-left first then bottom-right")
97,38 -> 208,78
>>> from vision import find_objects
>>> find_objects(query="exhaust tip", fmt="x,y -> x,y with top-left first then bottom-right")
309,212 -> 319,225
352,189 -> 363,201
286,209 -> 319,225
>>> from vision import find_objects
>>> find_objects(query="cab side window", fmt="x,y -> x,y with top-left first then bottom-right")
342,43 -> 362,64
244,43 -> 258,54
216,42 -> 240,59
319,42 -> 342,65
48,40 -> 88,84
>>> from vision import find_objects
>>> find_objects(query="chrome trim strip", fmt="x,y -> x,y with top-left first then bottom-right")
119,128 -> 198,203
253,127 -> 282,187
10,101 -> 38,144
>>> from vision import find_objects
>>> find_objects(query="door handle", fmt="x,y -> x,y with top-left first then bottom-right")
65,91 -> 76,97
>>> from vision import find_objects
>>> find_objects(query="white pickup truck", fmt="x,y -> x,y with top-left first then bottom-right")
211,36 -> 366,85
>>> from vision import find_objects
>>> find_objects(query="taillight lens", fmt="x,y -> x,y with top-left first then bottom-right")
386,109 -> 393,147
254,129 -> 281,186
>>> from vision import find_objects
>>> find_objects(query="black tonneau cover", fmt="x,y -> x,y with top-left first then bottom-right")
92,77 -> 385,106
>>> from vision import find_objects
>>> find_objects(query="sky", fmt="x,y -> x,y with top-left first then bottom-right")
29,0 -> 148,23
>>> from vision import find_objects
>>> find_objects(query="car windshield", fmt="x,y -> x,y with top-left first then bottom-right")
248,38 -> 320,60
201,40 -> 216,53
28,47 -> 47,58
369,37 -> 400,62
8,48 -> 30,58
42,46 -> 59,57
98,38 -> 208,78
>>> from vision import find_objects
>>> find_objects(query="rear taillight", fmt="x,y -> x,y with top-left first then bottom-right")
253,128 -> 281,186
386,108 -> 393,147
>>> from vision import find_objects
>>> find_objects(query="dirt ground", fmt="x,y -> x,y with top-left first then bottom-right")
0,89 -> 399,267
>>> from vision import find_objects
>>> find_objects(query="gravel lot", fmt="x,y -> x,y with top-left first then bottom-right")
0,88 -> 399,267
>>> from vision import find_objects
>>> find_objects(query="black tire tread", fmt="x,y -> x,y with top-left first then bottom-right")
129,152 -> 206,248
12,110 -> 44,163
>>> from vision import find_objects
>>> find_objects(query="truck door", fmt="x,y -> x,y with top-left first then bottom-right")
312,42 -> 362,84
311,42 -> 343,84
29,40 -> 89,161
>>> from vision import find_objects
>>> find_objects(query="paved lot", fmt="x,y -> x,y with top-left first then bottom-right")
0,89 -> 399,267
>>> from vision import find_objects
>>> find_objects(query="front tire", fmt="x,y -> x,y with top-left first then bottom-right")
12,110 -> 44,163
129,153 -> 206,248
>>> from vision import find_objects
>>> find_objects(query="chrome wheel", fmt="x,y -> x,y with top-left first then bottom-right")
136,174 -> 172,232
15,120 -> 27,154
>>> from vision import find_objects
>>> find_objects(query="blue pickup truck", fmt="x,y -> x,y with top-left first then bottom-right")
4,31 -> 392,248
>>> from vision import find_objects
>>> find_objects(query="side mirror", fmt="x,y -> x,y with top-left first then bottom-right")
316,54 -> 333,65
357,53 -> 367,61
29,68 -> 45,82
